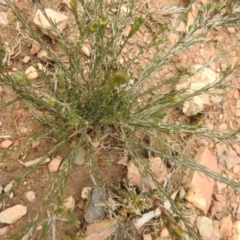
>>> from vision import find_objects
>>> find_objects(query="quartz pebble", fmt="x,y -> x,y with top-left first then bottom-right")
0,205 -> 27,224
25,191 -> 36,202
1,140 -> 13,149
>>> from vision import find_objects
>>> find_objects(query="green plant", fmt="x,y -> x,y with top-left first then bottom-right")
0,0 -> 240,239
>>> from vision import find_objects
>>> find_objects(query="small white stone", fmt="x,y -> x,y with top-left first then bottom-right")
81,46 -> 90,57
120,5 -> 129,14
196,216 -> 214,238
183,96 -> 204,116
4,181 -> 14,199
25,63 -> 45,80
0,205 -> 27,224
33,9 -> 68,38
81,187 -> 92,200
25,191 -> 36,202
176,65 -> 221,116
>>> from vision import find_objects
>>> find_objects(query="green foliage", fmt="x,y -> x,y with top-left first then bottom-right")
0,46 -> 6,67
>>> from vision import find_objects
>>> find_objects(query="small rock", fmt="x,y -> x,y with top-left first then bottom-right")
0,11 -> 8,26
81,45 -> 90,57
226,144 -> 240,169
1,140 -> 13,149
25,63 -> 45,80
31,140 -> 41,149
185,187 -> 206,212
127,157 -> 167,189
120,5 -> 129,14
0,120 -> 2,127
33,9 -> 68,38
186,147 -> 217,213
81,187 -> 92,200
233,165 -> 240,174
160,227 -> 170,237
117,155 -> 128,166
196,216 -> 214,239
84,187 -> 107,224
127,161 -> 142,186
176,65 -> 221,116
30,40 -> 41,55
37,49 -> 48,62
236,99 -> 240,109
36,225 -> 42,230
4,181 -> 14,199
227,27 -> 236,34
85,219 -> 119,240
0,205 -> 27,224
220,215 -> 232,238
25,191 -> 36,202
148,157 -> 168,189
22,56 -> 31,64
218,123 -> 227,130
15,1 -> 24,10
48,156 -> 63,172
63,196 -> 75,210
143,234 -> 152,240
233,221 -> 240,240
4,181 -> 14,193
236,109 -> 240,117
0,226 -> 9,235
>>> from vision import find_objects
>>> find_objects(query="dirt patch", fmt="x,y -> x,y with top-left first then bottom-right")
0,0 -> 240,239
